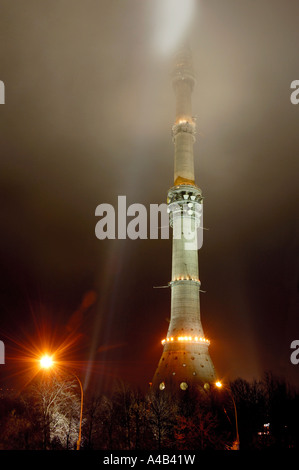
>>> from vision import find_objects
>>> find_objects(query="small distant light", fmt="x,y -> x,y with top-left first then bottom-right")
180,382 -> 188,390
215,381 -> 222,388
159,382 -> 165,391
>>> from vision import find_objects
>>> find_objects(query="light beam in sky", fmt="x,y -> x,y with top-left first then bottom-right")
152,0 -> 197,55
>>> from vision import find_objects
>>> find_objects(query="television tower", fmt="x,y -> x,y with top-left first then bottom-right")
152,44 -> 216,391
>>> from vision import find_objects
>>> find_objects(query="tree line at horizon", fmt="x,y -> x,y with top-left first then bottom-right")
0,371 -> 298,450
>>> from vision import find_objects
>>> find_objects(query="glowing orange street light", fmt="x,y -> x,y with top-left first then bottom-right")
40,355 -> 54,369
215,381 -> 240,450
39,354 -> 83,450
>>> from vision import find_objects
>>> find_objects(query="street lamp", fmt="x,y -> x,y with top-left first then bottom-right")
39,355 -> 84,450
40,355 -> 53,369
215,381 -> 240,450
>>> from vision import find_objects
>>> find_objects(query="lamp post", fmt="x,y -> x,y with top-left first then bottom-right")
39,355 -> 84,450
73,371 -> 84,450
215,381 -> 240,450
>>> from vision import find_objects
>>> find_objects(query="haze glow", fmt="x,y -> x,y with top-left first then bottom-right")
152,0 -> 196,55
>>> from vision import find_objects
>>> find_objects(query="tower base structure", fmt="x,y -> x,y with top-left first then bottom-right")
152,331 -> 216,392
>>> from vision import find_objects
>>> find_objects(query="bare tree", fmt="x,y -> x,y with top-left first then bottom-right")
90,382 -> 149,450
146,389 -> 178,450
28,372 -> 81,449
82,390 -> 102,449
98,394 -> 117,449
174,409 -> 224,450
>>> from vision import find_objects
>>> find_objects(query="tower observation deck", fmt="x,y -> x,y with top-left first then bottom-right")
152,44 -> 216,392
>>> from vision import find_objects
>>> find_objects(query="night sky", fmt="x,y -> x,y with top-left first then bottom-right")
0,0 -> 298,391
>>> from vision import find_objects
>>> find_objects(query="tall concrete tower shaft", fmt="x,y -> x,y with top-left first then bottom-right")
153,45 -> 216,391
